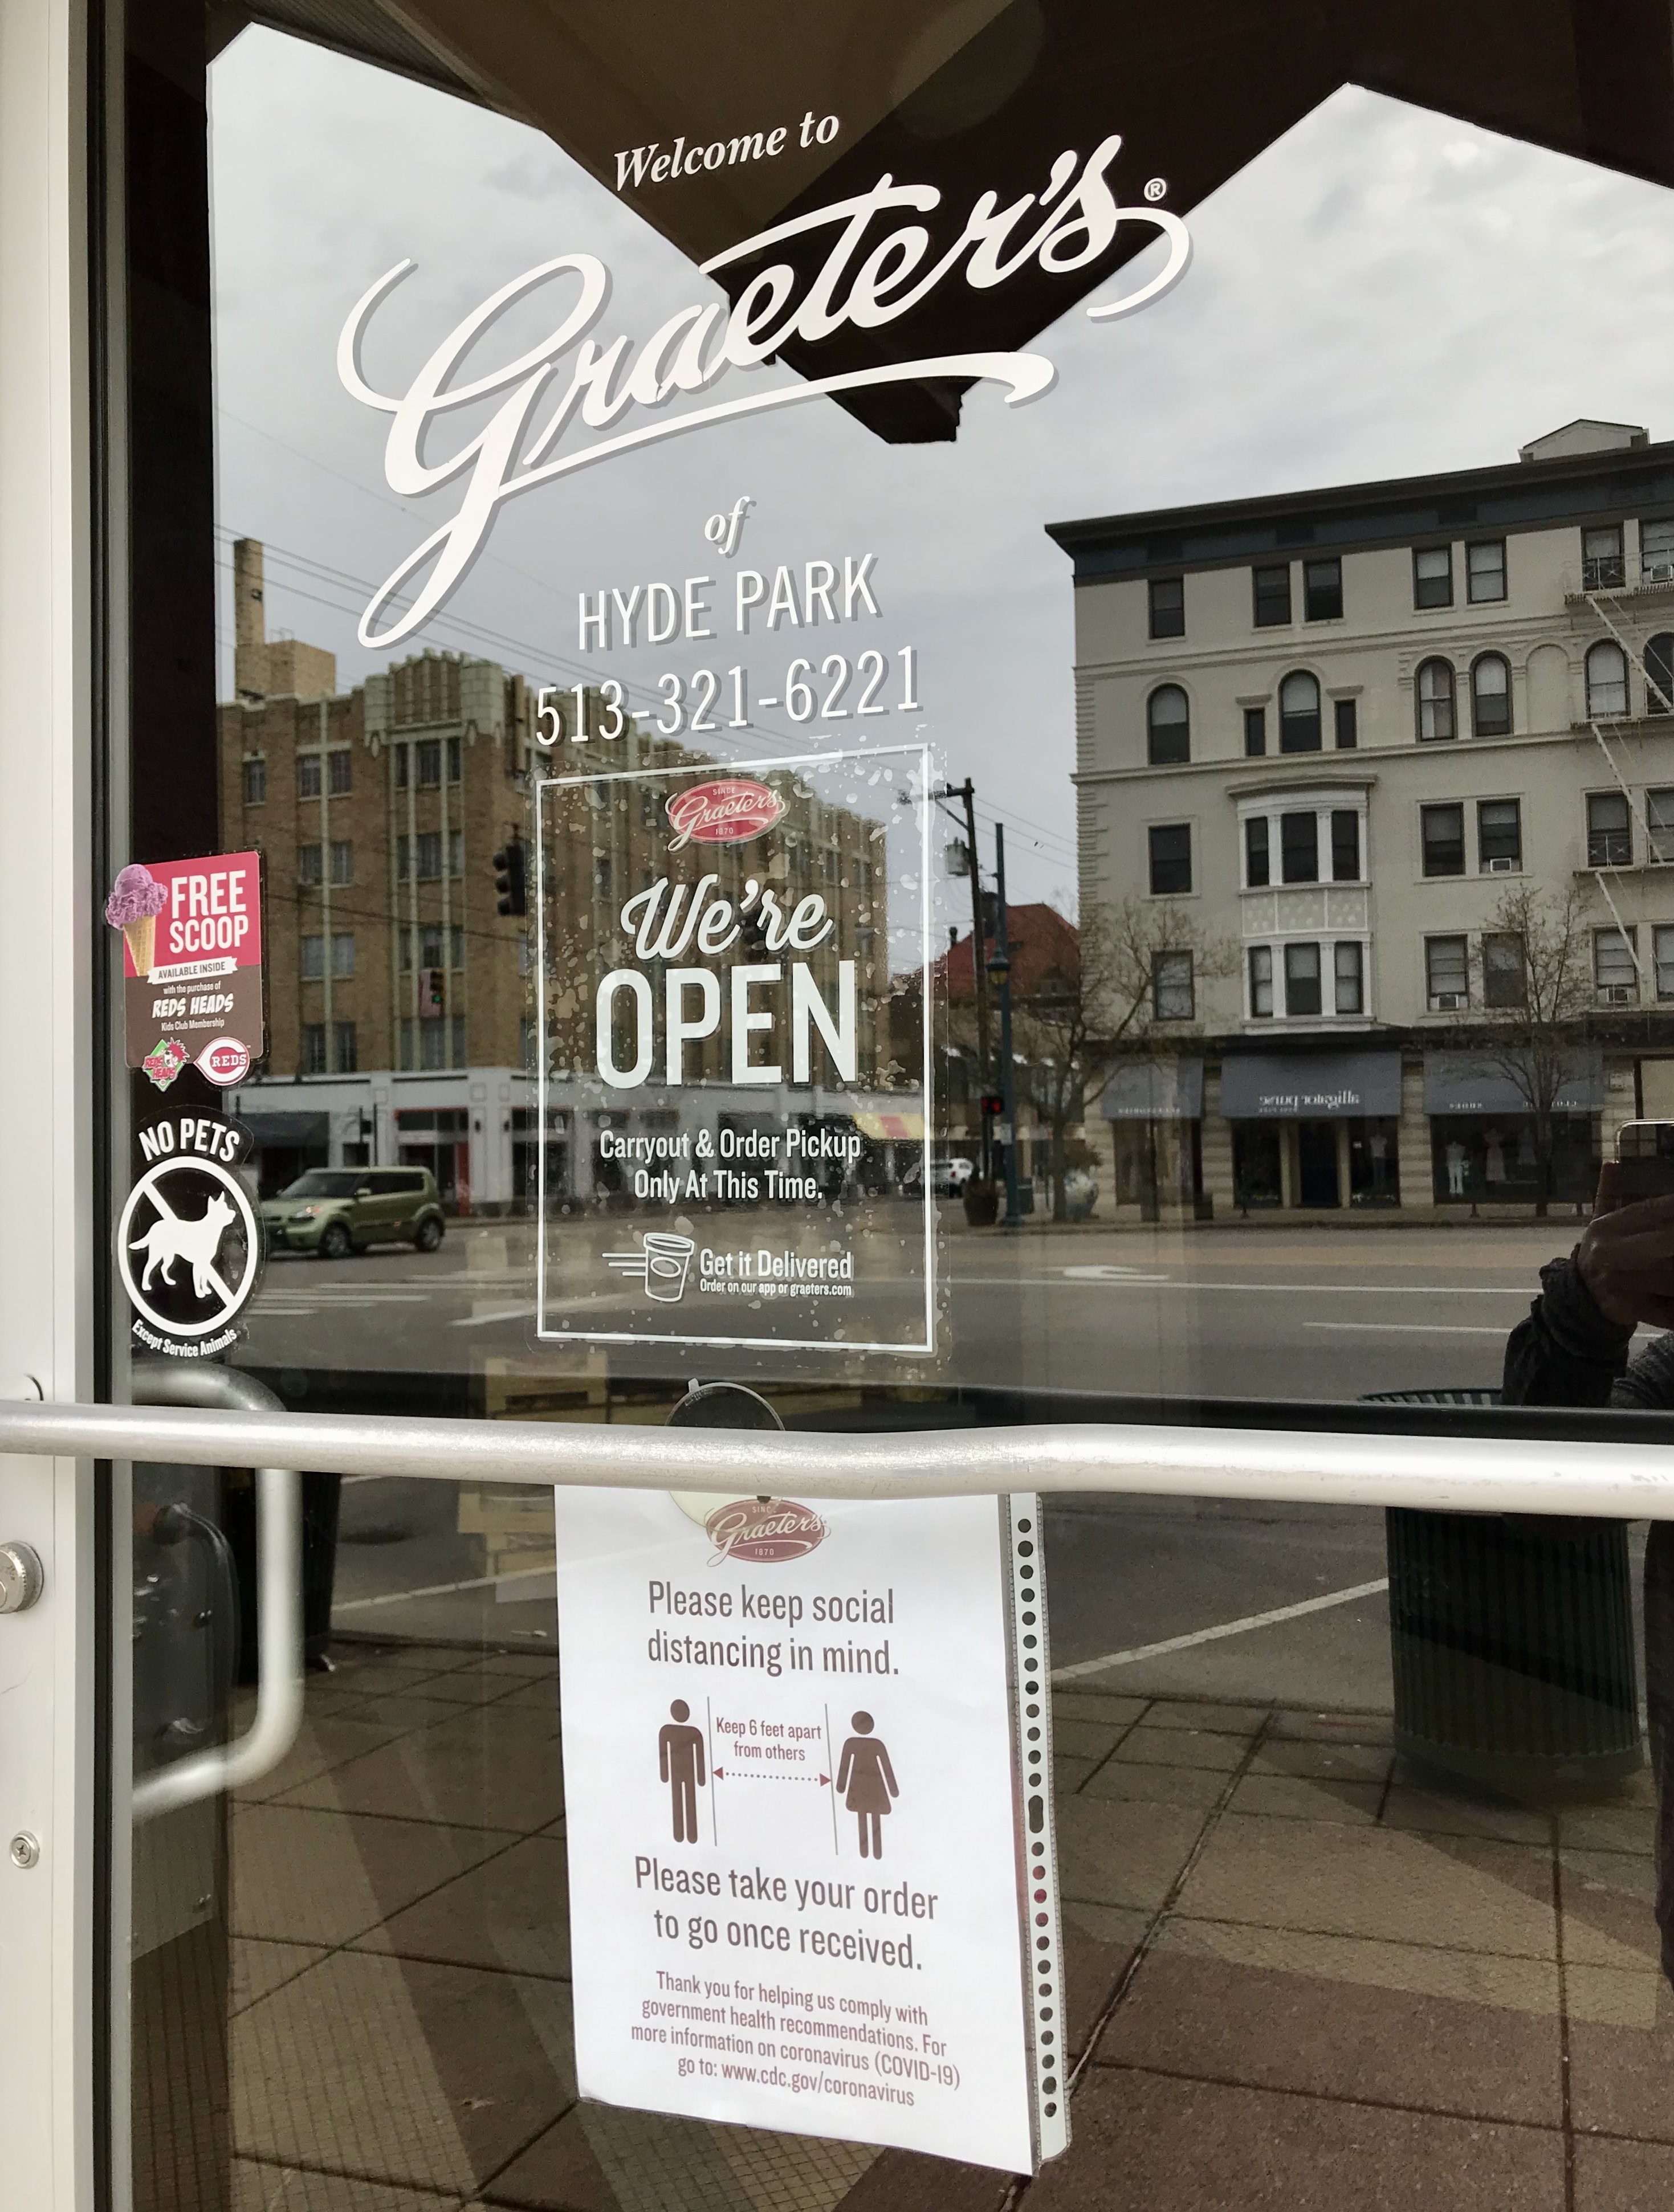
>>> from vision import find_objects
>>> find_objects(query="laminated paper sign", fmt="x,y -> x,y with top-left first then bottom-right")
109,852 -> 265,1087
535,745 -> 933,1355
553,1485 -> 1065,2173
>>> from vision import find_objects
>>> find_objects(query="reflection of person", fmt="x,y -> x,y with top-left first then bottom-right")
659,1700 -> 707,1843
1485,1132 -> 1506,1185
1445,1140 -> 1468,1197
836,1711 -> 898,1859
1504,1164 -> 1674,1984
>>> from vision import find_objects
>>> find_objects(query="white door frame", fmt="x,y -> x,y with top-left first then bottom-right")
0,0 -> 106,2203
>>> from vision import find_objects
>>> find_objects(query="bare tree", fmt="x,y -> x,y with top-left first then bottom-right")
971,898 -> 1233,1222
1453,881 -> 1596,1218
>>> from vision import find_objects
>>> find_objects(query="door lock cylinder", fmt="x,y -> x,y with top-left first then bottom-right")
0,1541 -> 44,1614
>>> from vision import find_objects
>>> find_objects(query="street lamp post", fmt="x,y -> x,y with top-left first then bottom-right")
987,823 -> 1022,1231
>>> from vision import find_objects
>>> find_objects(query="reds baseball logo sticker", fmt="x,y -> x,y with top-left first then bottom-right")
198,1035 -> 252,1087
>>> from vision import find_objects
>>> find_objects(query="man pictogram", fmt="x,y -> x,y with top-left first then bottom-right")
659,1699 -> 707,1843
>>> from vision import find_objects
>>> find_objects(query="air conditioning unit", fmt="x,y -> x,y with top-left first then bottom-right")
1430,991 -> 1465,1011
1601,983 -> 1638,1005
1485,856 -> 1516,872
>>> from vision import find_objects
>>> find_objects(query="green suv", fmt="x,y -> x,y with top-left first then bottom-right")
262,1167 -> 447,1259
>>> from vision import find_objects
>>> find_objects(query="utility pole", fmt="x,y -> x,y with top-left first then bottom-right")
947,778 -> 993,1178
989,823 -> 1022,1230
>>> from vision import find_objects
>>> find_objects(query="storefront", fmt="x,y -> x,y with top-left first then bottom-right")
1219,1050 -> 1403,1210
1423,1049 -> 1604,1206
1101,1058 -> 1204,1217
12,6 -> 1674,2207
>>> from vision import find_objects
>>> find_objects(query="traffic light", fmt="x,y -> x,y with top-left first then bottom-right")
493,840 -> 527,916
979,1093 -> 1004,1121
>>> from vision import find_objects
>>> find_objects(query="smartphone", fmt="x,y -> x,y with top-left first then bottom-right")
1614,1121 -> 1674,1202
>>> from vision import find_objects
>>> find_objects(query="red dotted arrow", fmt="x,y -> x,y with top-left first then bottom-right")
711,1769 -> 830,1783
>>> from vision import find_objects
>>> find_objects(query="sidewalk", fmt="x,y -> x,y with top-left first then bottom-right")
220,1648 -> 1669,2211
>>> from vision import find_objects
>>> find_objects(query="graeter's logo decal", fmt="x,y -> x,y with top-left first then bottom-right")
666,779 -> 787,850
704,1497 -> 827,1564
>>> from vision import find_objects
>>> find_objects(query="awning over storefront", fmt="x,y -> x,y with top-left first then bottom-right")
1100,1059 -> 1205,1121
1422,1047 -> 1605,1116
1219,1050 -> 1403,1120
238,1110 -> 329,1145
853,1111 -> 925,1141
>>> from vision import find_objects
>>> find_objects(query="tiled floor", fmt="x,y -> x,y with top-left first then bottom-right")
153,1645 -> 1674,2211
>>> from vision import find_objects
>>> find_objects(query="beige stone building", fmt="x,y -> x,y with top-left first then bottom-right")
1055,421 -> 1674,1215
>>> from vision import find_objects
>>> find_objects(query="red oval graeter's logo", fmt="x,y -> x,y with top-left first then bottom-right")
704,1497 -> 826,1564
666,779 -> 787,851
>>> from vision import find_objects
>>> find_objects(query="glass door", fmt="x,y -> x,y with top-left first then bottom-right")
74,2 -> 1674,2207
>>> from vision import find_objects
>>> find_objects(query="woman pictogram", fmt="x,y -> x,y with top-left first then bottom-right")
836,1711 -> 898,1859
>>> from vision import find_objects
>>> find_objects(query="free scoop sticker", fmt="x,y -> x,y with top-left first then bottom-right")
198,1036 -> 251,1087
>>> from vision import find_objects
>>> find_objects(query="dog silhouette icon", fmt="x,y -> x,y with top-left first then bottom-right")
130,1191 -> 236,1300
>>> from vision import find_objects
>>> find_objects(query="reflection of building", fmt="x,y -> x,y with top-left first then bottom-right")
1056,420 -> 1674,1214
218,540 -> 540,1203
926,905 -> 1082,1186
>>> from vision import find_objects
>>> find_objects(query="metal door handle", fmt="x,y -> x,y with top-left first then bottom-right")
128,1366 -> 303,1822
0,1541 -> 43,1613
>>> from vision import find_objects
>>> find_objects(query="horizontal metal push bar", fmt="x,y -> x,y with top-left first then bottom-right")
2,1395 -> 1674,1519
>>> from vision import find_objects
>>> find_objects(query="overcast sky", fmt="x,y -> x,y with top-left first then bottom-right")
210,31 -> 1674,914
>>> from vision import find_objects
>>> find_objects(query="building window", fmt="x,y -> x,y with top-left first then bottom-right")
1253,564 -> 1291,627
329,748 -> 352,795
1656,924 -> 1674,999
299,752 -> 323,799
594,854 -> 613,903
334,1021 -> 358,1073
301,1023 -> 327,1074
1421,803 -> 1465,877
1413,545 -> 1452,609
1148,577 -> 1184,639
416,831 -> 442,879
1146,684 -> 1190,765
1147,823 -> 1191,895
1643,518 -> 1674,584
822,846 -> 840,885
332,931 -> 355,976
521,1014 -> 537,1068
1425,936 -> 1469,1008
451,922 -> 465,969
518,930 -> 532,977
1330,810 -> 1360,882
1587,790 -> 1632,867
1304,558 -> 1342,621
1586,639 -> 1629,719
1334,941 -> 1364,1015
396,836 -> 409,881
419,1016 -> 447,1070
1280,811 -> 1319,884
1243,707 -> 1266,757
1583,524 -> 1626,590
452,1013 -> 467,1065
1467,538 -> 1507,602
300,933 -> 324,980
1248,945 -> 1273,1017
1278,670 -> 1321,752
298,843 -> 323,885
418,921 -> 445,970
1152,950 -> 1194,1021
1244,817 -> 1270,888
1284,942 -> 1322,1016
242,756 -> 266,805
392,742 -> 409,790
1648,635 -> 1674,715
1416,658 -> 1456,741
417,738 -> 442,786
447,735 -> 462,781
1595,925 -> 1639,1001
449,830 -> 464,876
1333,698 -> 1357,749
1648,788 -> 1674,862
1477,799 -> 1522,871
331,839 -> 353,884
1484,932 -> 1526,1008
1470,654 -> 1511,737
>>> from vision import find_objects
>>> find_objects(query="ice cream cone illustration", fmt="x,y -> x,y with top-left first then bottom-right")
105,864 -> 168,975
124,914 -> 157,977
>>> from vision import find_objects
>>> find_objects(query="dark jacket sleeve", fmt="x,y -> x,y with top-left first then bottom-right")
1502,1251 -> 1674,1410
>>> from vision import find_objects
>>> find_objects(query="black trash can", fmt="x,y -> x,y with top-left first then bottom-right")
1365,1388 -> 1642,1798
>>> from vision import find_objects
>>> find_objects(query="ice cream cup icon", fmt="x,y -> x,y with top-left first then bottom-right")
642,1231 -> 695,1302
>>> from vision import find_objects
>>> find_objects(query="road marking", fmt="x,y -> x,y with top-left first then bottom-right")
947,1278 -> 1532,1295
1053,1577 -> 1391,1684
1062,1266 -> 1172,1282
451,1303 -> 540,1328
1302,1320 -> 1512,1334
335,1563 -> 556,1613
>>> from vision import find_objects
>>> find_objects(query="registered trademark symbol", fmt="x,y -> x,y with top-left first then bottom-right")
1144,177 -> 1167,202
